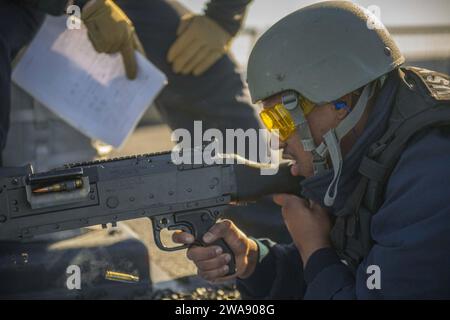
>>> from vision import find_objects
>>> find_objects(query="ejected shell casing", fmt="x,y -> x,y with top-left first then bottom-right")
32,179 -> 83,194
105,271 -> 139,283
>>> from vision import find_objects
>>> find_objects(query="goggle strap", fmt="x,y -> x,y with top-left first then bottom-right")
297,123 -> 316,151
301,138 -> 316,152
281,93 -> 298,111
281,93 -> 329,176
287,99 -> 317,152
289,106 -> 308,126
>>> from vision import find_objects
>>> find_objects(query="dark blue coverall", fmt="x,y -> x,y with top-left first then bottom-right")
237,69 -> 450,299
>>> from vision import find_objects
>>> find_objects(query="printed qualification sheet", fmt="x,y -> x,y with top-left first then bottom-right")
13,16 -> 167,148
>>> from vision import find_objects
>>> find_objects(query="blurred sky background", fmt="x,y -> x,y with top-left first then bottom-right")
179,0 -> 450,68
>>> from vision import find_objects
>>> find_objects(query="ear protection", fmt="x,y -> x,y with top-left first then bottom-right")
334,101 -> 351,114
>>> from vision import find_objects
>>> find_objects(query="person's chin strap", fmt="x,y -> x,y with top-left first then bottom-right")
319,82 -> 376,206
282,81 -> 376,207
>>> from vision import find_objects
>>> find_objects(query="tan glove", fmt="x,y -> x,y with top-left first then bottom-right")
167,14 -> 233,76
82,0 -> 145,79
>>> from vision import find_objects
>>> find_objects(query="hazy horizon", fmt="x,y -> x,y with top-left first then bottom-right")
181,0 -> 450,28
180,0 -> 450,66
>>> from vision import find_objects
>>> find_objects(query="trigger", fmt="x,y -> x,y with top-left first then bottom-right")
168,224 -> 191,234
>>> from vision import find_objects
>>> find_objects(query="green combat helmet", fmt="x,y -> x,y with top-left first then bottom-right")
247,1 -> 405,206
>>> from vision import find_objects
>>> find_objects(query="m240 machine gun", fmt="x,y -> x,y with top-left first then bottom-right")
0,151 -> 302,275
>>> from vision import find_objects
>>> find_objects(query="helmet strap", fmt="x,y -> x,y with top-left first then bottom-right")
282,93 -> 316,151
320,82 -> 376,206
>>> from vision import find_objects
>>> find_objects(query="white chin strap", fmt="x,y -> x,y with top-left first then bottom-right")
319,82 -> 376,206
284,81 -> 376,207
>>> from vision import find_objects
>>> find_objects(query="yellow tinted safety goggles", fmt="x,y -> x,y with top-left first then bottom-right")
259,96 -> 315,141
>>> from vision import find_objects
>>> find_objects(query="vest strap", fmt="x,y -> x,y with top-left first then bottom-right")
358,156 -> 388,182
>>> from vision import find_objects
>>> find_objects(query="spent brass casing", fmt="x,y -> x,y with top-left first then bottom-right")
105,271 -> 139,283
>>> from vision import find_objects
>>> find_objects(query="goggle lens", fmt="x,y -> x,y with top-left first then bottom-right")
259,103 -> 296,141
259,94 -> 317,141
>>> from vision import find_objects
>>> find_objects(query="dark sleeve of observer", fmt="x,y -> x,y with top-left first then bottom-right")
22,0 -> 90,16
204,0 -> 253,36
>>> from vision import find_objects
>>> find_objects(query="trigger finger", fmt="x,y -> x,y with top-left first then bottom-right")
172,231 -> 194,244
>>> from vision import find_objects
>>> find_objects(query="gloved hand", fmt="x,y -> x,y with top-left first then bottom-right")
167,14 -> 233,76
81,0 -> 145,79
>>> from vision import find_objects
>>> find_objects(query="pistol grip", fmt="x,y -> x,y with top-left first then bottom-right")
193,212 -> 236,276
151,207 -> 236,275
207,238 -> 236,276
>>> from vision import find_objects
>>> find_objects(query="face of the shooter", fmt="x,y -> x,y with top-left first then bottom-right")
261,90 -> 367,178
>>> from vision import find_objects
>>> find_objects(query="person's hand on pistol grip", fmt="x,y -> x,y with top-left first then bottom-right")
82,0 -> 145,79
172,219 -> 259,283
167,14 -> 233,76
